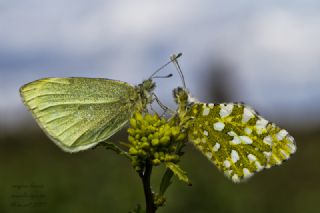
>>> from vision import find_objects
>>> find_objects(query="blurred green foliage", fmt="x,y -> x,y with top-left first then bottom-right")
1,126 -> 319,213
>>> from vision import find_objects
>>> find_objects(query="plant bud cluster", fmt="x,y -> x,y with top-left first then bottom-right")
128,112 -> 186,172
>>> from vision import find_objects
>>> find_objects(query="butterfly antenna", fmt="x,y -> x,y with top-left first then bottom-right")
149,53 -> 183,79
170,53 -> 186,88
153,73 -> 173,79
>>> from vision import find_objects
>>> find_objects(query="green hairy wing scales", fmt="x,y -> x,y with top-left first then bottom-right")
265,124 -> 296,168
71,102 -> 134,147
20,77 -> 137,152
186,103 -> 296,182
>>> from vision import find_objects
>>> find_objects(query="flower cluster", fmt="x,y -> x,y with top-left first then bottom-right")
127,112 -> 186,172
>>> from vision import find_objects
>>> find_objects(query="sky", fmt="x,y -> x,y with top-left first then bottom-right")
1,0 -> 320,130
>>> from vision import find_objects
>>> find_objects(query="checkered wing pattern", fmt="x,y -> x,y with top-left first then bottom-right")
186,103 -> 296,182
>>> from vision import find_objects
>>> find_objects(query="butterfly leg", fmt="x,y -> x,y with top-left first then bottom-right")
152,93 -> 175,116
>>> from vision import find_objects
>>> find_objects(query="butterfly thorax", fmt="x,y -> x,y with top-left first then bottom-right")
134,79 -> 156,112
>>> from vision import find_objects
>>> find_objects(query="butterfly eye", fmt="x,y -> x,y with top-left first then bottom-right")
173,87 -> 188,104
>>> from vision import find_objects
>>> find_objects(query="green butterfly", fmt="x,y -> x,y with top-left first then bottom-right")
174,87 -> 296,182
168,55 -> 296,183
173,87 -> 296,182
20,54 -> 181,152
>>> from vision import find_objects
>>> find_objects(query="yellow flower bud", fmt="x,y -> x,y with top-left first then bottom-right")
148,134 -> 154,141
141,142 -> 150,149
127,128 -> 135,135
154,132 -> 159,139
171,127 -> 180,137
160,136 -> 170,145
129,147 -> 138,155
152,159 -> 161,165
145,114 -> 153,122
151,138 -> 159,146
130,118 -> 137,128
176,133 -> 186,141
128,136 -> 135,143
135,134 -> 140,140
135,112 -> 143,121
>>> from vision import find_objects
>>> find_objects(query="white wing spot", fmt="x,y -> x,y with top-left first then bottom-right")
194,138 -> 201,145
277,129 -> 288,140
243,168 -> 252,178
256,129 -> 263,135
242,107 -> 255,123
255,161 -> 263,171
263,151 -> 272,159
225,170 -> 233,177
247,154 -> 257,162
287,135 -> 295,143
219,104 -> 234,118
188,95 -> 198,103
244,127 -> 252,135
223,160 -> 231,168
202,107 -> 210,116
228,131 -> 241,145
272,155 -> 282,165
256,118 -> 268,134
287,141 -> 296,153
231,150 -> 240,163
213,143 -> 220,152
263,136 -> 273,146
240,136 -> 253,144
280,149 -> 289,159
232,174 -> 240,182
203,130 -> 208,136
214,122 -> 225,131
206,152 -> 213,159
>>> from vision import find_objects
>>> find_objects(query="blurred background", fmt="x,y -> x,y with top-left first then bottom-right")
1,1 -> 320,212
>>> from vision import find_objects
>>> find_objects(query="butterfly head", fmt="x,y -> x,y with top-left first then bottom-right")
173,87 -> 196,118
140,79 -> 156,92
173,87 -> 198,105
173,87 -> 189,106
136,79 -> 156,109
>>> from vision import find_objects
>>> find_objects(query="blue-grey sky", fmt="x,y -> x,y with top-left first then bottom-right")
1,1 -> 320,130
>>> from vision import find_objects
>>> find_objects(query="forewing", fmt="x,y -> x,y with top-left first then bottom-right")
20,77 -> 136,152
186,103 -> 296,182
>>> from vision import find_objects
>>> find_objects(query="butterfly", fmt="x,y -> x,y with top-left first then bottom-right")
168,54 -> 297,183
173,86 -> 297,183
20,54 -> 182,153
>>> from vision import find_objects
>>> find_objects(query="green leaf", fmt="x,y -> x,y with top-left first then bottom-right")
165,162 -> 191,186
159,168 -> 174,195
159,140 -> 187,195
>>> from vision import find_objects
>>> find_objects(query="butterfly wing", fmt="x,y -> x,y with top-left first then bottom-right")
20,77 -> 138,152
186,103 -> 296,182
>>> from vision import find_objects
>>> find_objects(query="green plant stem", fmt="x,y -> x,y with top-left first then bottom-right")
141,161 -> 156,213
